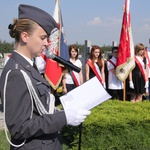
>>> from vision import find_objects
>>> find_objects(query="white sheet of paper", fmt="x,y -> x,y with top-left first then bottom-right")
60,77 -> 111,111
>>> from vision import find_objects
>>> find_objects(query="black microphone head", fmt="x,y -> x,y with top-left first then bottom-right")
46,50 -> 55,59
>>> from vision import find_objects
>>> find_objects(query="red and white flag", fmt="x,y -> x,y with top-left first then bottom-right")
44,0 -> 68,90
116,0 -> 135,81
53,0 -> 69,60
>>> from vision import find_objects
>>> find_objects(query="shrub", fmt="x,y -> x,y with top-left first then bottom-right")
1,100 -> 150,150
62,100 -> 150,150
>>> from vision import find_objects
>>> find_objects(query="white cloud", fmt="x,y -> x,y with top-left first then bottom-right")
87,17 -> 102,26
86,16 -> 121,28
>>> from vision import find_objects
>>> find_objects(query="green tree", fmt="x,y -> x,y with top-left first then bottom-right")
0,40 -> 14,54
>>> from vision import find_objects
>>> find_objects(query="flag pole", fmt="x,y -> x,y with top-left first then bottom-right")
57,0 -> 61,56
116,0 -> 135,87
123,80 -> 126,101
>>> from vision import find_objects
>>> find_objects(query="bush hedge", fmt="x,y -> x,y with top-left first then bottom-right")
0,100 -> 150,150
62,100 -> 150,150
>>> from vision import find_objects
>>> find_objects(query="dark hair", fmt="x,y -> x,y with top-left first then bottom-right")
112,46 -> 118,53
68,45 -> 79,60
90,45 -> 103,68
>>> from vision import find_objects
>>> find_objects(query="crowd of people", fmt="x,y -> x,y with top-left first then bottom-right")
61,43 -> 150,103
3,43 -> 150,104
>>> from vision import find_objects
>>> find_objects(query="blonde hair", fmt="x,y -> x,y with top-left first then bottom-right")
135,43 -> 145,55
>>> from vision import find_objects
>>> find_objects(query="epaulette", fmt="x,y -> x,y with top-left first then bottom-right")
15,63 -> 19,69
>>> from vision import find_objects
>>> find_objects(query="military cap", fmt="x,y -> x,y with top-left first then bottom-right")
18,4 -> 58,36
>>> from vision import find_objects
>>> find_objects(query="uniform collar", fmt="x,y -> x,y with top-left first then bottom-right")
15,51 -> 34,66
11,52 -> 49,86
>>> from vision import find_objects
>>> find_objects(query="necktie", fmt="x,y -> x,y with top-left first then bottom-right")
33,63 -> 39,72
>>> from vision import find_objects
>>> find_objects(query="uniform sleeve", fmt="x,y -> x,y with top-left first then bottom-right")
4,70 -> 67,140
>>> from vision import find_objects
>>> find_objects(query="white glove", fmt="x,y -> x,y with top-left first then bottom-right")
129,81 -> 134,89
145,81 -> 149,88
65,109 -> 91,126
146,87 -> 149,94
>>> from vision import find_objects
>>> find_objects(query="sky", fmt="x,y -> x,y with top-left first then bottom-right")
0,0 -> 150,47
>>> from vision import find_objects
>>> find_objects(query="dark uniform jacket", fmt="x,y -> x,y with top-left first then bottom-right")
0,52 -> 67,150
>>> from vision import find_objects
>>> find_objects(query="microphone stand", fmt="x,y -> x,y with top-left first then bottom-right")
78,123 -> 82,150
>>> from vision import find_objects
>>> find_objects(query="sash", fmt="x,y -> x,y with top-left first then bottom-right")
135,56 -> 146,82
8,54 -> 12,58
41,53 -> 47,61
107,59 -> 116,69
71,71 -> 80,87
145,49 -> 150,68
86,59 -> 103,85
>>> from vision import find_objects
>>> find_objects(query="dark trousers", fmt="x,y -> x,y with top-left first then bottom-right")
66,84 -> 76,93
108,89 -> 123,100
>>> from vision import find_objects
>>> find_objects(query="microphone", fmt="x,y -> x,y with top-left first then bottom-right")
46,50 -> 81,73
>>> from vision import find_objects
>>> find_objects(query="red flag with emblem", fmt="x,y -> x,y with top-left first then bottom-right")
44,0 -> 68,90
116,0 -> 135,81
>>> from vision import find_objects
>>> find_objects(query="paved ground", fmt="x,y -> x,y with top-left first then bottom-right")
0,111 -> 4,129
